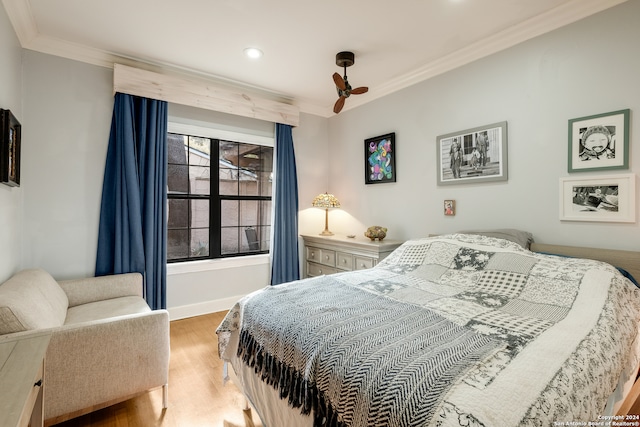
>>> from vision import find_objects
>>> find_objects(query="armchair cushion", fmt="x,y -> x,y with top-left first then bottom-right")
58,272 -> 142,307
0,269 -> 68,334
64,296 -> 151,324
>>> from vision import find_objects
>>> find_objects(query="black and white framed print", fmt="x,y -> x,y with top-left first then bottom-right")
568,109 -> 629,173
437,121 -> 507,185
559,173 -> 635,222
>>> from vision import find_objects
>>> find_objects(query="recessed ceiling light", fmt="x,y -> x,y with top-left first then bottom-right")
244,47 -> 263,59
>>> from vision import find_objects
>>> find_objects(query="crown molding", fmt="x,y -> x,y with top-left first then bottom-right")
3,0 -> 628,119
2,0 -> 37,46
293,100 -> 333,118
340,0 -> 628,115
24,33 -> 299,105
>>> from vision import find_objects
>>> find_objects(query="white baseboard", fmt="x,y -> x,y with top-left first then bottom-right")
167,295 -> 244,321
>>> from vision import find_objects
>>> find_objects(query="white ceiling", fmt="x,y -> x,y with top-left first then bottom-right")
2,0 -> 627,116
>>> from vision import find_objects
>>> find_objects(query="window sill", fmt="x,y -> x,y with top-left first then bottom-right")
167,254 -> 269,275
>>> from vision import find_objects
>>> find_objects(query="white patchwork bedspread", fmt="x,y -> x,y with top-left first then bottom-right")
217,234 -> 640,426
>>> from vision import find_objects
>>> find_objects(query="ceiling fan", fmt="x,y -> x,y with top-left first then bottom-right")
332,51 -> 368,114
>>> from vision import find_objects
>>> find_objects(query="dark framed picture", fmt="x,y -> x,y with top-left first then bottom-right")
0,109 -> 21,187
365,132 -> 396,184
559,173 -> 635,223
568,109 -> 629,172
436,121 -> 508,185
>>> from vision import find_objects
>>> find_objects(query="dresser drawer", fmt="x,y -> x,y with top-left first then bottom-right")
306,246 -> 320,263
306,262 -> 337,277
336,252 -> 354,271
307,246 -> 336,267
319,249 -> 336,266
354,256 -> 374,270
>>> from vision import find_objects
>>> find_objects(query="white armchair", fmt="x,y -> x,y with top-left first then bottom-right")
0,269 -> 170,425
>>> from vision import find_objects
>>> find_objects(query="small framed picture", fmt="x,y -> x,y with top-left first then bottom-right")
444,200 -> 455,216
0,109 -> 21,187
365,132 -> 396,184
559,173 -> 635,222
568,109 -> 629,172
436,121 -> 508,185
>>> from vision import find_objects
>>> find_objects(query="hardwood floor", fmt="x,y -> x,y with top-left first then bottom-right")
53,311 -> 263,427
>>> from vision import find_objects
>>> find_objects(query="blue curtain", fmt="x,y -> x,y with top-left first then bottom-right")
270,123 -> 300,285
96,92 -> 168,310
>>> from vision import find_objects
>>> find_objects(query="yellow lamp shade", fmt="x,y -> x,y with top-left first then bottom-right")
312,193 -> 340,235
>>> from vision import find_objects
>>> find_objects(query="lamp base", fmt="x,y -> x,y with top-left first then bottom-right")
319,208 -> 334,236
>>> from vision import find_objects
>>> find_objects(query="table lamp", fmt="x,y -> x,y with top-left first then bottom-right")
312,192 -> 341,236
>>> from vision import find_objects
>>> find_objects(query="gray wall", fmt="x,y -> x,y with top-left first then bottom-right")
0,5 -> 24,282
17,49 -> 330,316
324,1 -> 640,250
6,1 -> 639,314
22,51 -> 113,278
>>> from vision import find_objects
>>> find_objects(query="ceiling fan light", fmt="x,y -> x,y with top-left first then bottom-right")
331,51 -> 367,114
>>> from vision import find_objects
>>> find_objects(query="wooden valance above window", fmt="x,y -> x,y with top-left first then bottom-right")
113,64 -> 299,127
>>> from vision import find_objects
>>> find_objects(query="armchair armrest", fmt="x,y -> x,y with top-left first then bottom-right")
44,309 -> 170,422
58,273 -> 143,307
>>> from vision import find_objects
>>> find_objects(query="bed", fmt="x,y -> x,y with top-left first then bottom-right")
216,233 -> 640,426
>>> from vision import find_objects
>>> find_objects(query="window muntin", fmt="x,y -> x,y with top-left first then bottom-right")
167,132 -> 272,262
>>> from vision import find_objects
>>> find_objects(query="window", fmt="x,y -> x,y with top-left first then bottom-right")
166,128 -> 273,262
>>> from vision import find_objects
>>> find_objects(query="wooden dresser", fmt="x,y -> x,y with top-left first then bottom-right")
0,330 -> 51,427
301,234 -> 403,278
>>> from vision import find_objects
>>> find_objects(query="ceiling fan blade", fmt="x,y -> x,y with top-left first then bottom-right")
333,72 -> 346,91
350,86 -> 369,95
333,96 -> 346,114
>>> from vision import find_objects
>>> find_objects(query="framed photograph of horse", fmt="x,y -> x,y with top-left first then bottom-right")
568,109 -> 629,173
436,121 -> 508,186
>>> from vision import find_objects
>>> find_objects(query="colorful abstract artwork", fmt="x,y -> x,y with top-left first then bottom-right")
365,132 -> 396,184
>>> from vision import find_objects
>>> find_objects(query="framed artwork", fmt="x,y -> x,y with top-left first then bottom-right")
436,121 -> 508,185
568,109 -> 629,172
365,132 -> 396,184
559,173 -> 635,222
0,109 -> 21,187
444,200 -> 455,216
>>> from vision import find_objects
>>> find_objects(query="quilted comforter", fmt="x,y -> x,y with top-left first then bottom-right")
217,234 -> 640,426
